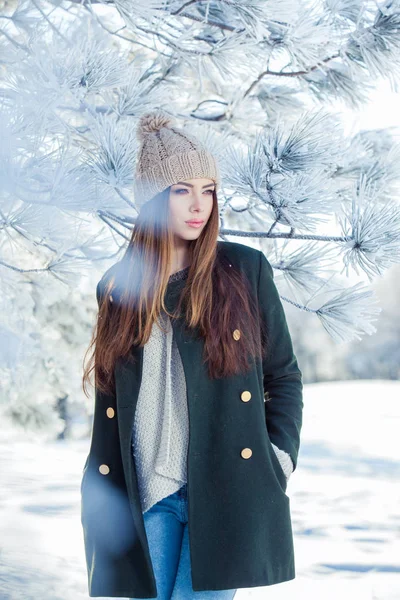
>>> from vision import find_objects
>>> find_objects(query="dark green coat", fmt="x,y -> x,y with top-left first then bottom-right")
80,240 -> 303,598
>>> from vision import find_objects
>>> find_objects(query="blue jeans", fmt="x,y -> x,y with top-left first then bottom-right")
132,484 -> 237,600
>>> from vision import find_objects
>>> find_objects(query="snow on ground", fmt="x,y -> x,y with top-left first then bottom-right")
0,380 -> 399,600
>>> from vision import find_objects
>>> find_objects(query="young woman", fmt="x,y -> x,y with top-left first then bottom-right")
81,110 -> 303,600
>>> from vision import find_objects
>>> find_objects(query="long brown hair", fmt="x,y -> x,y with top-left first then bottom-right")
82,186 -> 267,398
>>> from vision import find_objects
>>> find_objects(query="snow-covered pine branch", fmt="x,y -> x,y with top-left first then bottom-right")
282,281 -> 382,343
1,0 -> 400,431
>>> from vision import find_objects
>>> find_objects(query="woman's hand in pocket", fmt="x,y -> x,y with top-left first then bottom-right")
271,443 -> 294,481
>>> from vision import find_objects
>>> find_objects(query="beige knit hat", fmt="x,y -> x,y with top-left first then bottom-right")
133,109 -> 221,209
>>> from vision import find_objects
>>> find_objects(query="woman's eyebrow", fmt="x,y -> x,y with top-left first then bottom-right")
174,181 -> 215,189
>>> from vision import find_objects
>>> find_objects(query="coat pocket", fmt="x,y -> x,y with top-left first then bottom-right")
271,442 -> 293,481
265,431 -> 289,495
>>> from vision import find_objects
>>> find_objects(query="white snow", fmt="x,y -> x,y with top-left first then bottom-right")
0,380 -> 399,600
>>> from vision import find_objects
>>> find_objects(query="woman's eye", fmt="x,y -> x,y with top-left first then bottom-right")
173,188 -> 214,194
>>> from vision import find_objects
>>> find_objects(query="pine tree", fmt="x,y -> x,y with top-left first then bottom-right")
1,0 -> 400,431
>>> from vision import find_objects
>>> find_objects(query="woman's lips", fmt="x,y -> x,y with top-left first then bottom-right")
186,221 -> 204,228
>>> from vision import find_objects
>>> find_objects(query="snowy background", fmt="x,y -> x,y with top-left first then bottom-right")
2,1 -> 400,598
1,379 -> 399,600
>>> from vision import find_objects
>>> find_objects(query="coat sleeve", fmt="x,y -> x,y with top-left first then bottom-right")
257,250 -> 303,473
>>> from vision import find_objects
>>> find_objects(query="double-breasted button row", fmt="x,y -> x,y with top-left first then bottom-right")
234,330 -> 252,400
240,385 -> 252,457
98,406 -> 116,475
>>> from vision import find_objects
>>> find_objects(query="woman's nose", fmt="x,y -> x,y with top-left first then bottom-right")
191,193 -> 204,207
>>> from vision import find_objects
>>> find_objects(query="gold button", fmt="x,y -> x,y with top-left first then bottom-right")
241,448 -> 252,459
99,464 -> 110,475
241,390 -> 252,402
233,329 -> 241,341
106,407 -> 115,418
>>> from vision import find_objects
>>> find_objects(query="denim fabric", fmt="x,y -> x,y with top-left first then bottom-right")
131,484 -> 237,600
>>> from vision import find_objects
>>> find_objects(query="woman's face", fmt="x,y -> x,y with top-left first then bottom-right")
168,177 -> 215,242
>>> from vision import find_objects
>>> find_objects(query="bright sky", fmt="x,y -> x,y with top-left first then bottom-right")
341,78 -> 400,135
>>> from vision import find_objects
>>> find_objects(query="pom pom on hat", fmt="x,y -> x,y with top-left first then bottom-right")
136,109 -> 176,143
